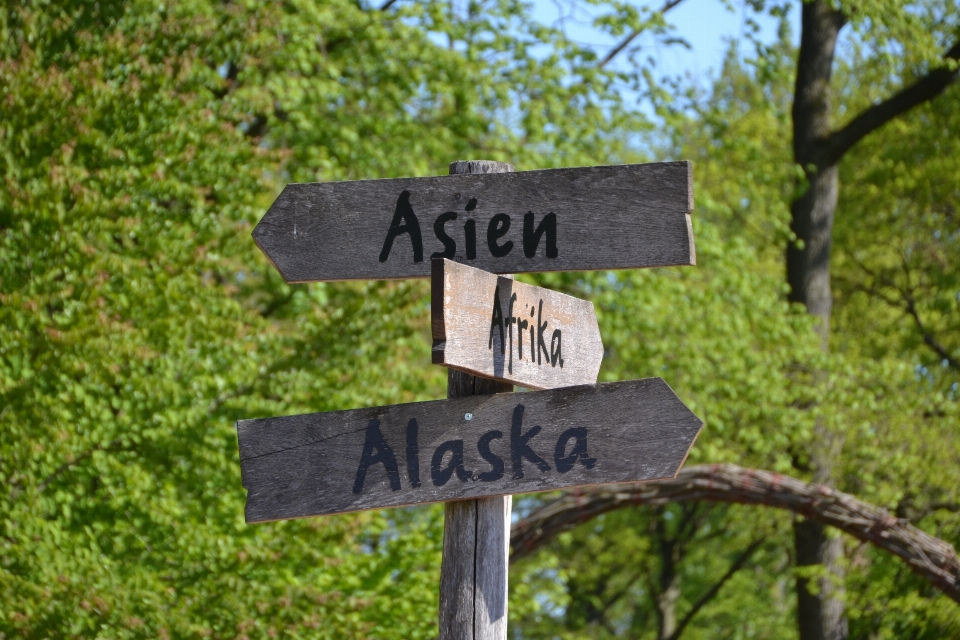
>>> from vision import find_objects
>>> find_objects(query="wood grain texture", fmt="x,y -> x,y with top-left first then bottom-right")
235,378 -> 703,523
252,161 -> 695,282
439,159 -> 513,640
433,258 -> 602,390
440,499 -> 479,639
449,160 -> 515,175
473,495 -> 511,639
439,494 -> 512,640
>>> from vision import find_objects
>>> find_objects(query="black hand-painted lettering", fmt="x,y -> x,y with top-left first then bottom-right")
506,293 -> 517,373
529,306 -> 535,361
510,405 -> 551,479
431,211 -> 458,259
431,440 -> 472,486
353,419 -> 401,494
379,191 -> 423,263
523,212 -> 558,258
406,418 -> 421,488
465,197 -> 478,211
537,299 -> 550,365
517,318 -> 528,360
464,219 -> 477,260
551,329 -> 563,368
554,427 -> 596,472
477,430 -> 505,482
489,285 -> 505,353
487,214 -> 513,257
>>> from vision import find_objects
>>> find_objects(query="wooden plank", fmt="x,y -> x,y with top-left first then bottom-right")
236,378 -> 703,523
439,159 -> 513,640
432,258 -> 602,390
252,161 -> 695,282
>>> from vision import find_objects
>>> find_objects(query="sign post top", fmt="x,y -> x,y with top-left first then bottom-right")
253,161 -> 694,283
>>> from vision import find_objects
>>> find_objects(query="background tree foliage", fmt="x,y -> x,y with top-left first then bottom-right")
1,0 -> 958,639
509,3 -> 960,637
1,0 -> 637,636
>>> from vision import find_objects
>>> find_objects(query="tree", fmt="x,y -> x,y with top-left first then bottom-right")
0,0 -> 641,636
4,0 -> 959,636
786,4 -> 958,637
577,2 -> 960,637
512,465 -> 960,601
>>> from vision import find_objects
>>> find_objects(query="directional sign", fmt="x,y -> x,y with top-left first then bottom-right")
237,378 -> 702,523
432,258 -> 602,390
253,161 -> 695,282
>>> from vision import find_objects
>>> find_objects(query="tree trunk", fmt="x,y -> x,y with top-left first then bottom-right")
788,0 -> 844,335
656,579 -> 679,640
788,3 -> 848,639
655,515 -> 679,640
795,519 -> 847,640
787,164 -> 837,339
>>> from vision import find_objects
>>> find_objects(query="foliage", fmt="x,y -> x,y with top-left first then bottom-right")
510,5 -> 960,634
0,0 -> 640,636
2,0 -> 959,637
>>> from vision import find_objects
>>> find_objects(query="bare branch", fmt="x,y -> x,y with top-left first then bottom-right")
260,290 -> 296,318
379,0 -> 400,10
848,254 -> 959,370
824,41 -> 960,166
511,464 -> 960,603
903,296 -> 960,370
896,276 -> 960,370
39,439 -> 133,492
669,536 -> 765,640
598,0 -> 685,69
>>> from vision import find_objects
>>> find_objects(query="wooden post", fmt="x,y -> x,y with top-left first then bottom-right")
439,160 -> 514,640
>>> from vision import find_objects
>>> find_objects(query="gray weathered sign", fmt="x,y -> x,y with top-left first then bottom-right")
253,161 -> 695,282
237,378 -> 702,523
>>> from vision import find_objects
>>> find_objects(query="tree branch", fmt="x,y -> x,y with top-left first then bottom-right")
847,254 -> 959,370
598,0 -> 685,69
260,289 -> 296,318
510,464 -> 960,603
824,40 -> 960,166
900,289 -> 960,371
668,536 -> 765,640
39,439 -> 133,492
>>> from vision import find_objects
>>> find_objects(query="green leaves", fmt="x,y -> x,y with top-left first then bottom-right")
3,0 -> 960,636
0,0 -> 649,636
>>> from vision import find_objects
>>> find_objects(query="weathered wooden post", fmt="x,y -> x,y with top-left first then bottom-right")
439,160 -> 514,640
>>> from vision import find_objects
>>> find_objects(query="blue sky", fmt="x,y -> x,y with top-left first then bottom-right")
531,0 -> 800,102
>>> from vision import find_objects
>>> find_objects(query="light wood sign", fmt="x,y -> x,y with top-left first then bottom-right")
432,258 -> 602,390
253,161 -> 695,282
237,378 -> 702,523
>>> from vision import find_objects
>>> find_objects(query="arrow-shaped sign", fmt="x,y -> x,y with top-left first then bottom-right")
432,258 -> 602,390
253,161 -> 694,282
237,378 -> 702,523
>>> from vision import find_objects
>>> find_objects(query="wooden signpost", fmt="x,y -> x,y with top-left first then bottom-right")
432,258 -> 602,390
252,161 -> 694,282
238,159 -> 701,640
237,378 -> 702,522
